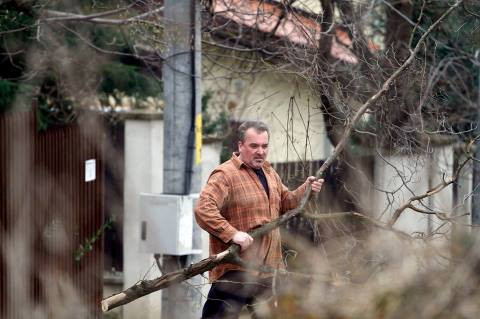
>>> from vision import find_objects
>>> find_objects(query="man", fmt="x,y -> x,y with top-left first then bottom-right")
195,121 -> 323,318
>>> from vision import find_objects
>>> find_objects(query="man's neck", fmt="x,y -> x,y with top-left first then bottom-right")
237,153 -> 244,163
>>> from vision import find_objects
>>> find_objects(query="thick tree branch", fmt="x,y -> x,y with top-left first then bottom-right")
101,249 -> 233,312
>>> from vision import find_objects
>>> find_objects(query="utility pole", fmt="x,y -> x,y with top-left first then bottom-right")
162,0 -> 202,318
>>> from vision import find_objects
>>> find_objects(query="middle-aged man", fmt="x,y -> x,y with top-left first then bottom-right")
195,121 -> 323,318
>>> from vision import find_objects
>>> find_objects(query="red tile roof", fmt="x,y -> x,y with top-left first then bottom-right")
211,0 -> 358,64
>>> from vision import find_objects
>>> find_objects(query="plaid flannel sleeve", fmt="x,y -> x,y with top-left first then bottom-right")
194,170 -> 238,243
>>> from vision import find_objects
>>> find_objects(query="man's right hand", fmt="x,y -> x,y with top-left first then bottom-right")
232,231 -> 253,251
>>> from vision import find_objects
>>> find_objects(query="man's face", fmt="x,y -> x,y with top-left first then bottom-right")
238,128 -> 269,169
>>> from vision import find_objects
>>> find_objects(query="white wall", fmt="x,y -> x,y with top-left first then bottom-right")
430,146 -> 454,228
198,141 -> 223,305
203,52 -> 332,163
123,118 -> 164,319
122,119 -> 224,318
374,146 -> 454,237
454,153 -> 473,225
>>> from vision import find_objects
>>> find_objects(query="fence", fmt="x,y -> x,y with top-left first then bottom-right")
272,159 -> 358,245
0,106 -> 104,318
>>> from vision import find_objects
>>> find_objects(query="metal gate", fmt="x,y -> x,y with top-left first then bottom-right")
0,105 -> 104,318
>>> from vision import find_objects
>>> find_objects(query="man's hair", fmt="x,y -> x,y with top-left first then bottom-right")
237,121 -> 269,142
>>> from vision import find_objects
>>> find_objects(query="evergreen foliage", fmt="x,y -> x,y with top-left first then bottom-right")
0,1 -> 162,119
411,0 -> 480,138
0,79 -> 17,111
100,62 -> 162,98
202,90 -> 228,136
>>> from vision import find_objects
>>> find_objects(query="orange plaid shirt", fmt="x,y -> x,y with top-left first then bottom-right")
195,153 -> 308,282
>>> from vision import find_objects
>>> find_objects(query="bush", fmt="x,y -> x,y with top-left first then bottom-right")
0,79 -> 17,112
100,62 -> 162,98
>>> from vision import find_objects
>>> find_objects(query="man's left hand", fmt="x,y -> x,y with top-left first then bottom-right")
306,176 -> 324,193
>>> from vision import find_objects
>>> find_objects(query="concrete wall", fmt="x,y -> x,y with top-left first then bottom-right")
123,117 -> 164,319
291,0 -> 321,13
454,153 -> 473,225
120,116 -> 223,318
198,141 -> 223,307
374,146 -> 454,237
203,51 -> 332,163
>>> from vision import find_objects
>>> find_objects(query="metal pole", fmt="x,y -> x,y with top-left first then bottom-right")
472,50 -> 480,225
162,0 -> 202,317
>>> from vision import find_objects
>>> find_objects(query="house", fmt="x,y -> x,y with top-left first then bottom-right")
202,0 -> 359,164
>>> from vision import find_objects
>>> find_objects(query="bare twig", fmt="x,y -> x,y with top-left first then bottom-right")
42,6 -> 163,25
389,156 -> 471,226
43,4 -> 135,22
304,211 -> 412,240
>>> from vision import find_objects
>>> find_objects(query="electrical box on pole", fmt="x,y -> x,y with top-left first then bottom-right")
139,193 -> 201,255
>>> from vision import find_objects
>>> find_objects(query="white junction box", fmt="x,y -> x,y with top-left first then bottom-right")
140,193 -> 201,255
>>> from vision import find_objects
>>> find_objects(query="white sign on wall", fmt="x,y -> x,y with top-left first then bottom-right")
85,159 -> 96,182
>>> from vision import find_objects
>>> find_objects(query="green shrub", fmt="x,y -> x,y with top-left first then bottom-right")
0,79 -> 17,112
100,62 -> 162,98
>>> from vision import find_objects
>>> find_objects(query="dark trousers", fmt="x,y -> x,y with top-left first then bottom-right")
201,271 -> 273,319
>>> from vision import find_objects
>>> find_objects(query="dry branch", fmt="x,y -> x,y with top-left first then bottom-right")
101,0 -> 462,312
43,7 -> 163,25
304,211 -> 412,240
101,250 -> 232,312
388,156 -> 471,226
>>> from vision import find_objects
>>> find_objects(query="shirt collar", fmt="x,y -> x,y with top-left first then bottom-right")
231,152 -> 271,173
